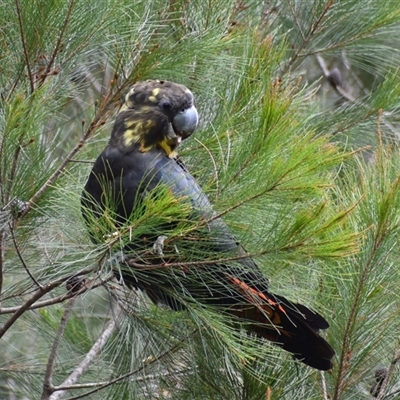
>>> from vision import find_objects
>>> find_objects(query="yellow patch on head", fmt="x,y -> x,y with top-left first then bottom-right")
148,88 -> 160,103
120,87 -> 135,111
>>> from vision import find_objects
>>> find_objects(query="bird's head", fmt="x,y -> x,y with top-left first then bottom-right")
111,80 -> 198,157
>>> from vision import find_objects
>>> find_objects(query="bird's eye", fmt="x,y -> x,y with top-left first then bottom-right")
161,101 -> 171,110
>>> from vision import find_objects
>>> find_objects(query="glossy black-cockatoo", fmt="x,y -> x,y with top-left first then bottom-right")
81,80 -> 334,370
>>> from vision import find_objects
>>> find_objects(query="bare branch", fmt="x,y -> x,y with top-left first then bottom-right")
0,273 -> 113,315
315,54 -> 356,102
62,331 -> 195,400
9,222 -> 42,288
16,118 -> 103,222
320,370 -> 328,400
280,0 -> 335,76
38,0 -> 75,87
41,298 -> 76,399
376,344 -> 400,400
0,265 -> 94,339
14,0 -> 34,93
49,315 -> 118,400
316,54 -> 400,140
0,282 -> 61,339
0,228 -> 7,297
56,367 -> 191,391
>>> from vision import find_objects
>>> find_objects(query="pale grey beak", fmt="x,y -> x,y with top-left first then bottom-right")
172,105 -> 199,139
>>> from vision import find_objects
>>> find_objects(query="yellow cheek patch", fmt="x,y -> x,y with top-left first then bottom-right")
124,119 -> 156,149
123,130 -> 141,147
123,120 -> 144,147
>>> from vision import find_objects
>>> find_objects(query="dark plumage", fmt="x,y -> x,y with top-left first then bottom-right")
82,79 -> 335,370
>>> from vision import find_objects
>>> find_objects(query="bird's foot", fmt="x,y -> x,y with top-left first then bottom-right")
152,235 -> 168,257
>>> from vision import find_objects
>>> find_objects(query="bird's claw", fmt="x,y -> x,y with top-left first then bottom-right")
152,235 -> 168,257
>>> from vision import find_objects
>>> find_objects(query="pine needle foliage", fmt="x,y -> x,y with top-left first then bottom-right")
1,0 -> 400,399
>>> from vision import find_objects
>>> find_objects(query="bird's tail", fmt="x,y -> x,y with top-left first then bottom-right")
228,275 -> 335,370
117,259 -> 335,370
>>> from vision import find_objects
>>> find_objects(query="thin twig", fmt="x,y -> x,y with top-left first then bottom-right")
56,367 -> 192,391
0,273 -> 113,315
7,137 -> 34,200
67,159 -> 95,164
0,231 -> 5,296
14,0 -> 34,93
16,72 -> 127,224
126,251 -> 257,270
376,345 -> 400,400
7,139 -> 23,197
0,265 -> 93,339
8,222 -> 42,288
17,118 -> 102,222
315,54 -> 355,102
194,138 -> 219,195
320,370 -> 328,400
5,76 -> 21,101
52,382 -> 108,390
332,239 -> 385,400
38,0 -> 75,87
385,385 -> 400,399
63,331 -> 196,400
41,298 -> 77,400
49,316 -> 118,400
0,281 -> 62,339
315,54 -> 400,140
280,0 -> 335,76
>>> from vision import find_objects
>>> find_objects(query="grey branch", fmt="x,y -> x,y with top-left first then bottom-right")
41,298 -> 76,399
49,315 -> 118,400
316,54 -> 400,140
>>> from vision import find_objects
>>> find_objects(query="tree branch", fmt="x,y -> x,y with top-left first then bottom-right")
0,273 -> 113,315
9,222 -> 42,288
280,0 -> 335,76
0,230 -> 6,297
62,331 -> 194,400
41,298 -> 76,399
321,370 -> 328,400
14,0 -> 34,93
38,0 -> 75,87
315,54 -> 400,140
49,315 -> 118,400
0,266 -> 94,339
376,344 -> 400,400
16,117 -> 103,222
